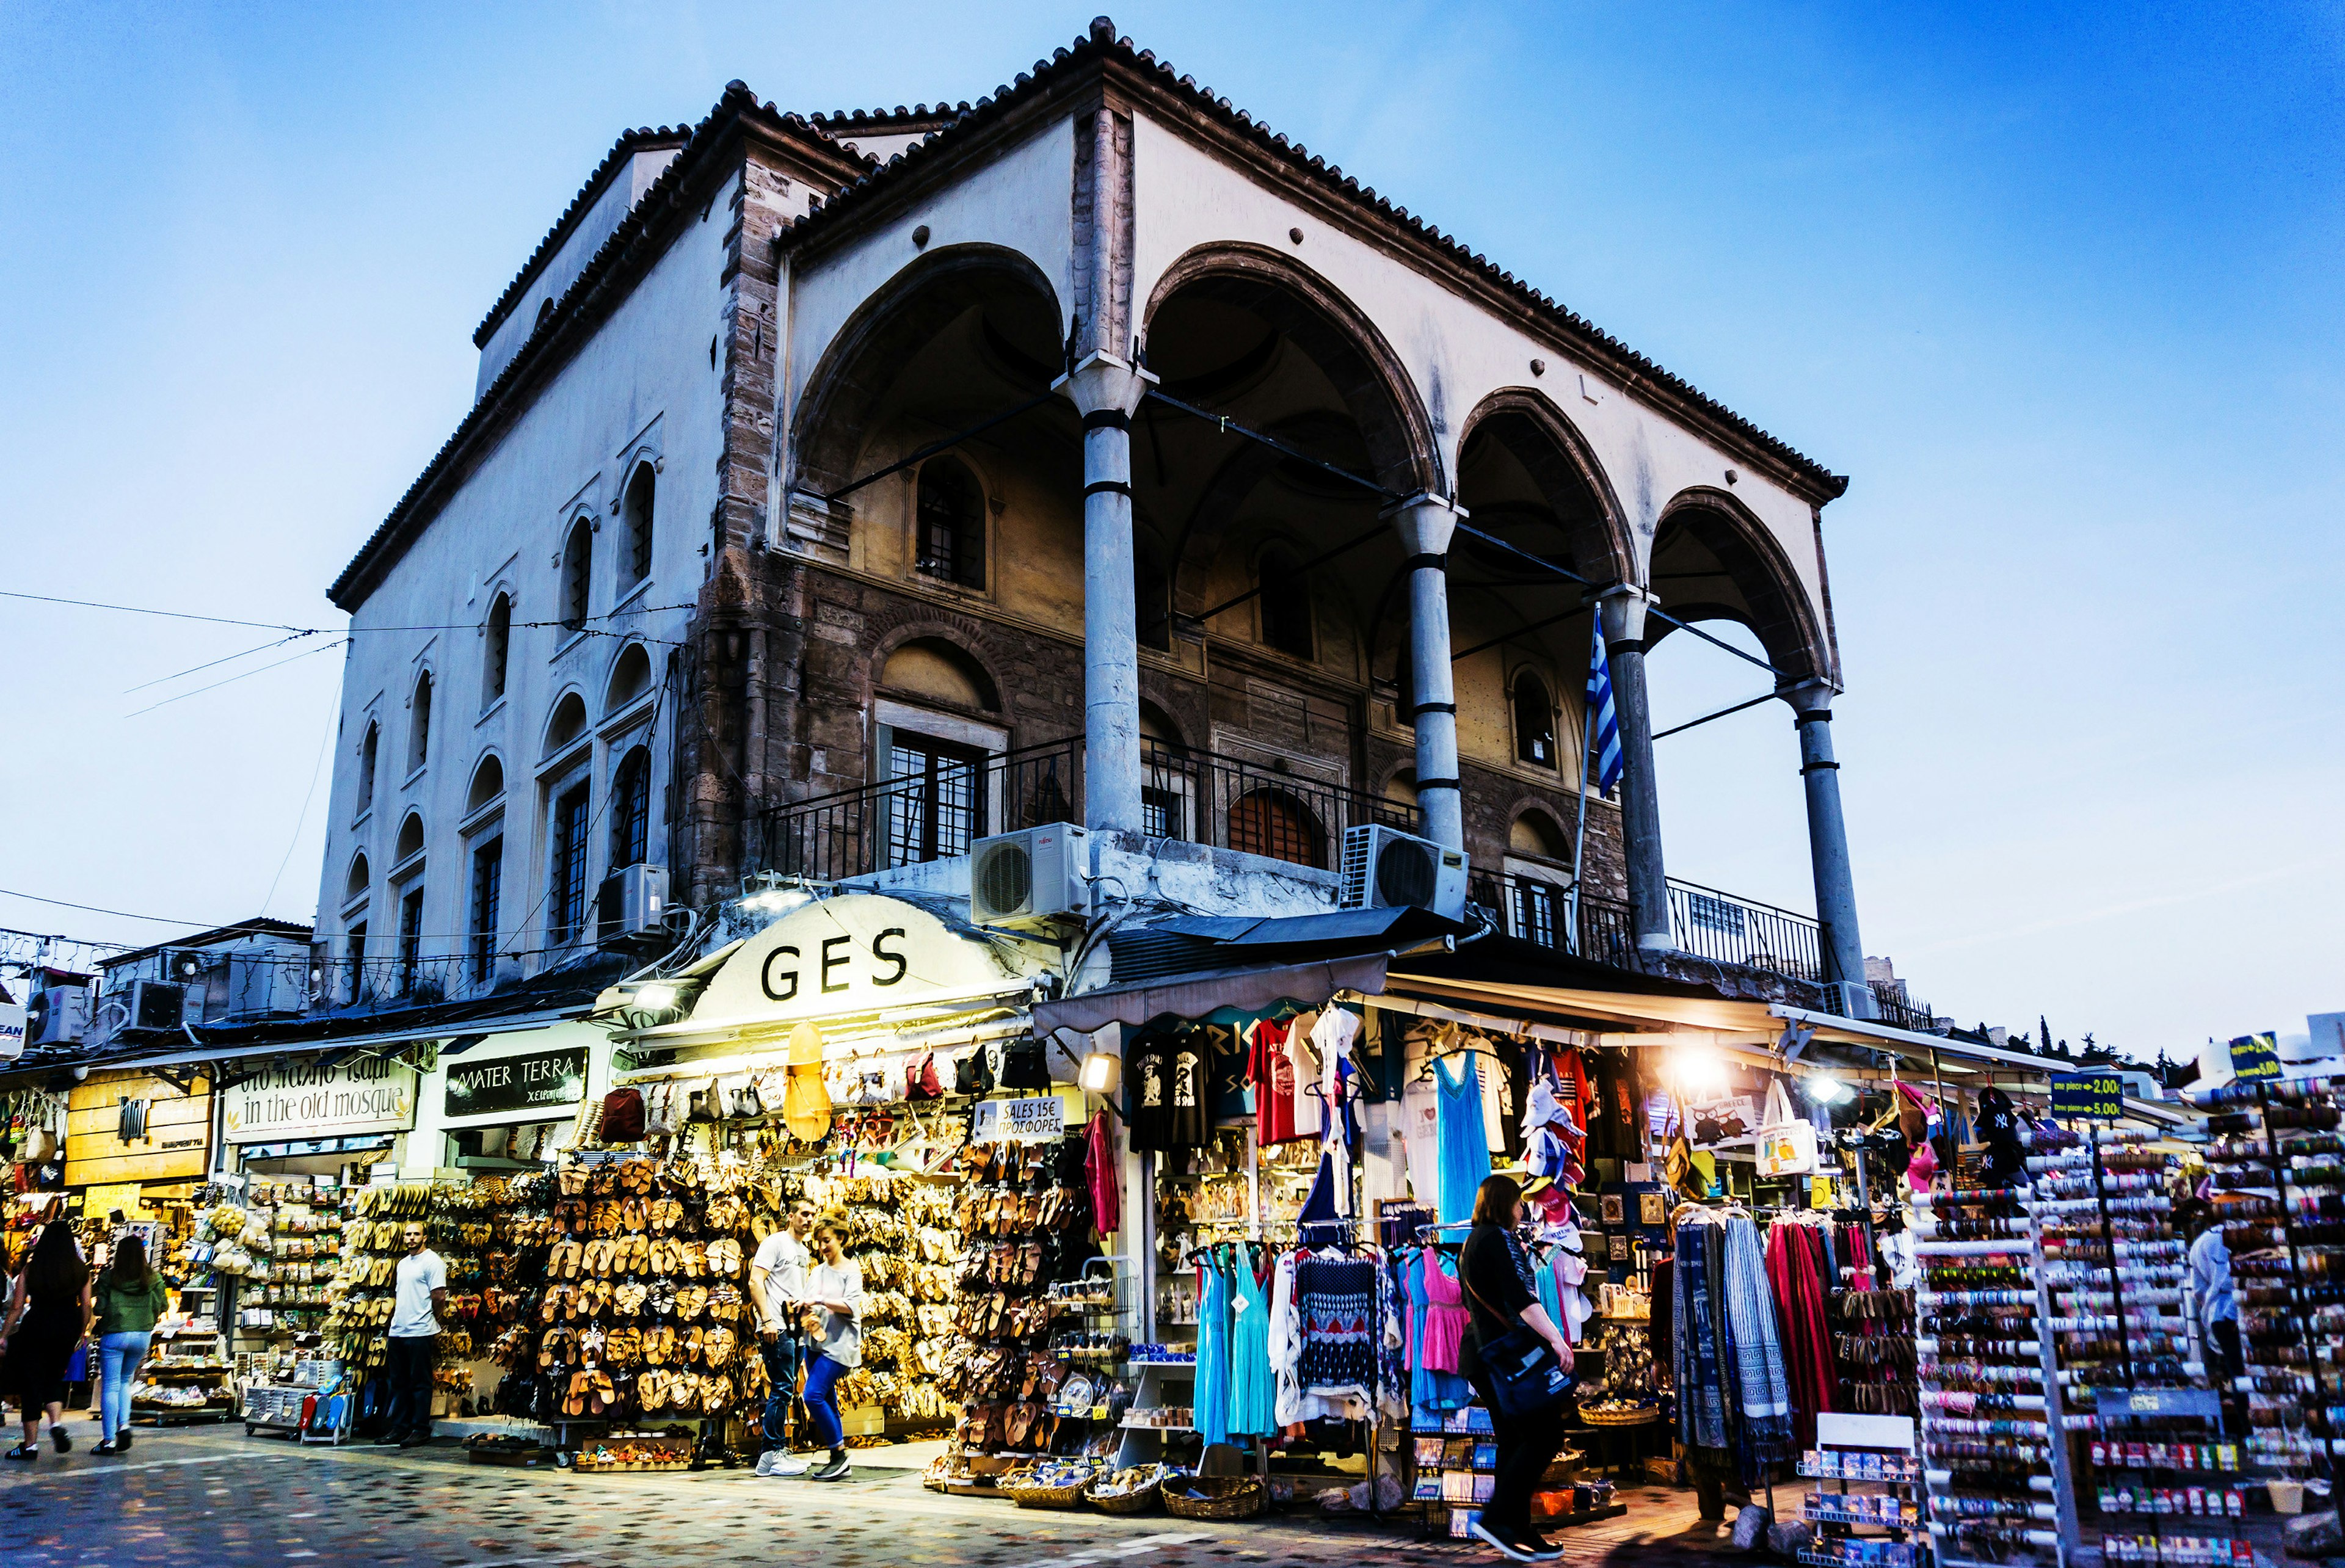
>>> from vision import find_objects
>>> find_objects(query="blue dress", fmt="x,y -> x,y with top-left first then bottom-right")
1194,1257 -> 1232,1446
1228,1252 -> 1276,1436
1436,1053 -> 1489,1227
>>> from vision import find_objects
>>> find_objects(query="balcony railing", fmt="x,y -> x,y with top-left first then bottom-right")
1468,870 -> 1638,967
755,733 -> 1419,880
1666,878 -> 1825,985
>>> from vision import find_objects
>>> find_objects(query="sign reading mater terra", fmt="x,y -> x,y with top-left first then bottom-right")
443,1047 -> 589,1121
224,1058 -> 417,1145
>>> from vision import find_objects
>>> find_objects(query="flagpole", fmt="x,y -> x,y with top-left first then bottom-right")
1566,697 -> 1594,956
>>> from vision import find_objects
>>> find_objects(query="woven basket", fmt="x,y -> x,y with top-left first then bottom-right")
1163,1475 -> 1265,1520
1088,1481 -> 1163,1515
1006,1478 -> 1091,1510
1579,1405 -> 1660,1427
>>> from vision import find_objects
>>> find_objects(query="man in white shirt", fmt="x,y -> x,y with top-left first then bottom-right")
2188,1215 -> 2240,1380
384,1222 -> 446,1448
749,1197 -> 816,1476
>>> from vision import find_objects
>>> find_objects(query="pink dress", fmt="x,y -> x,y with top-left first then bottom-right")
1420,1250 -> 1471,1373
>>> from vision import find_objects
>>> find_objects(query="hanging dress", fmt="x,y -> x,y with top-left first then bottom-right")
1408,1250 -> 1473,1412
1419,1248 -> 1472,1373
1227,1250 -> 1277,1436
1435,1053 -> 1491,1227
1195,1254 -> 1234,1445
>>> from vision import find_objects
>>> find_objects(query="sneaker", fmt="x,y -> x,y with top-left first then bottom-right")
3,1446 -> 33,1462
114,1429 -> 132,1453
808,1454 -> 851,1483
754,1450 -> 777,1477
768,1453 -> 812,1476
48,1426 -> 70,1454
1519,1534 -> 1564,1561
1469,1522 -> 1541,1563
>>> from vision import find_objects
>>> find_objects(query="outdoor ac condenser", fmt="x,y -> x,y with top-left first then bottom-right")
970,823 -> 1089,929
30,985 -> 90,1045
1338,824 -> 1469,921
126,979 -> 187,1033
598,864 -> 670,947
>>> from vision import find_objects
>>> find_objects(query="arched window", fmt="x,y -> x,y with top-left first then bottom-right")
544,692 -> 588,758
604,643 -> 652,714
344,852 -> 371,906
357,720 -> 379,817
1512,670 -> 1556,768
467,753 -> 505,815
394,811 -> 426,867
482,593 -> 511,706
610,746 -> 651,869
1257,544 -> 1313,659
914,457 -> 985,589
1135,534 -> 1170,652
1227,788 -> 1325,868
620,462 -> 655,587
408,671 -> 434,773
561,518 -> 593,633
1509,810 -> 1570,862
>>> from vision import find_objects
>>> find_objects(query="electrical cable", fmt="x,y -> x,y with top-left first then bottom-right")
0,889 -> 226,927
258,680 -> 340,917
125,638 -> 348,717
2,587 -> 697,639
125,630 -> 325,694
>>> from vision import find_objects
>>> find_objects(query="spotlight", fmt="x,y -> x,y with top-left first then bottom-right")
633,982 -> 678,1012
1802,1074 -> 1852,1106
1078,1053 -> 1121,1095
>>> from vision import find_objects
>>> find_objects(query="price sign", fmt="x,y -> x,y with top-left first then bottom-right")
2228,1033 -> 2280,1082
2050,1072 -> 2121,1120
969,1093 -> 1067,1145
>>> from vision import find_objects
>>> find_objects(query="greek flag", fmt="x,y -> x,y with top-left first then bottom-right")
1587,620 -> 1624,795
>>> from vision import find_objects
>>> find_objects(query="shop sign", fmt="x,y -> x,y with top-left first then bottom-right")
692,893 -> 1036,1031
443,1047 -> 588,1120
2227,1033 -> 2280,1082
64,1072 -> 212,1188
970,1094 -> 1066,1145
2049,1072 -> 2122,1121
0,1001 -> 23,1062
224,1058 -> 418,1144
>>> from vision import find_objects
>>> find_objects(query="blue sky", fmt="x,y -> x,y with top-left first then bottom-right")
3,2 -> 2339,1055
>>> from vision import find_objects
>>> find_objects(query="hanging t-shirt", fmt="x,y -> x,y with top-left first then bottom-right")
1313,1007 -> 1364,1153
1289,1022 -> 1325,1142
1400,1078 -> 1442,1203
1205,1023 -> 1250,1122
1165,1031 -> 1210,1150
1252,1018 -> 1300,1145
1127,1031 -> 1175,1153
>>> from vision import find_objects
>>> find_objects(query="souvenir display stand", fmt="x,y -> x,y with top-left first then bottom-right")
129,1326 -> 236,1427
1800,1412 -> 1924,1567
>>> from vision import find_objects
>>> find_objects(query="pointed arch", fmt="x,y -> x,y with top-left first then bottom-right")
1648,485 -> 1832,683
1454,387 -> 1634,589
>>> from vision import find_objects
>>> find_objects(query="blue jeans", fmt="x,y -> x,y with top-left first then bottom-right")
802,1353 -> 846,1450
759,1334 -> 802,1449
99,1332 -> 151,1443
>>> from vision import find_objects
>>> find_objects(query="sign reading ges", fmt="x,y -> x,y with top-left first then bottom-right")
443,1047 -> 588,1121
225,1058 -> 416,1145
2228,1032 -> 2281,1082
760,927 -> 910,1002
2049,1072 -> 2122,1121
693,893 -> 1039,1028
970,1094 -> 1067,1145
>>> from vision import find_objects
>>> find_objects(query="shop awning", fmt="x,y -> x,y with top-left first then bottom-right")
1033,952 -> 1395,1037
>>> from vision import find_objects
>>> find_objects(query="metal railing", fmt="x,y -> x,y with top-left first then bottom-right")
1868,976 -> 1939,1033
1468,870 -> 1637,967
1665,877 -> 1825,985
755,733 -> 1418,879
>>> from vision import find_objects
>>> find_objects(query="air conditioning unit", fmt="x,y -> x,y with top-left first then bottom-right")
29,986 -> 90,1046
126,979 -> 187,1033
970,823 -> 1090,929
598,863 -> 671,947
1339,824 -> 1469,921
226,954 -> 308,1018
166,949 -> 213,984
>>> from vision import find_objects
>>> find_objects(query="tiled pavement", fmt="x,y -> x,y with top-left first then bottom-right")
0,1418 -> 1745,1567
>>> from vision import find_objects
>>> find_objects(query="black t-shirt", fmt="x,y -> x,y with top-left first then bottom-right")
1458,1223 -> 1537,1347
1165,1033 -> 1209,1150
1128,1033 -> 1172,1152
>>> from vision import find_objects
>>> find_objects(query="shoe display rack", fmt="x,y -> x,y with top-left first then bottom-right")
131,1329 -> 236,1427
2029,1129 -> 2251,1568
1913,1180 -> 2075,1568
2197,1075 -> 2345,1497
1798,1414 -> 1924,1568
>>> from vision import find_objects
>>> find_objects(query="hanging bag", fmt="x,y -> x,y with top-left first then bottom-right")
1458,1266 -> 1573,1420
1754,1078 -> 1818,1178
998,1037 -> 1051,1091
1663,1097 -> 1707,1203
953,1047 -> 993,1098
642,1081 -> 677,1139
598,1088 -> 646,1144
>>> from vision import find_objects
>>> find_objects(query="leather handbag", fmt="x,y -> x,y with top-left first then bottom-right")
720,1073 -> 762,1120
642,1081 -> 678,1138
599,1088 -> 646,1143
685,1080 -> 721,1124
907,1053 -> 943,1102
998,1037 -> 1051,1091
953,1047 -> 992,1098
1458,1267 -> 1573,1420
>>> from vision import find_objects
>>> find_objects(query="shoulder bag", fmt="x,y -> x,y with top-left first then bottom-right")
1457,1255 -> 1573,1421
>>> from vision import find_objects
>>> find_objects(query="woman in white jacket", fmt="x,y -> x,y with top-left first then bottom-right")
798,1218 -> 865,1483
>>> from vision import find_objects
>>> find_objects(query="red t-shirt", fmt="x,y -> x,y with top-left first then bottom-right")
1251,1018 -> 1300,1144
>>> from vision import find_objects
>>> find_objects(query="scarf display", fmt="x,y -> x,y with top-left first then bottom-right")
1672,1208 -> 1794,1480
1764,1216 -> 1837,1450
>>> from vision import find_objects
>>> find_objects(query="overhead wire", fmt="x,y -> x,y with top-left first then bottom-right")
125,638 -> 349,717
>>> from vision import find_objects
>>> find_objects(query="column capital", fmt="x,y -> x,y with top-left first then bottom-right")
1596,583 -> 1656,644
1383,491 -> 1467,556
1780,677 -> 1839,720
1052,350 -> 1157,419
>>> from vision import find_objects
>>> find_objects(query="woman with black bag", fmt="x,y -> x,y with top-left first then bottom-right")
1458,1175 -> 1572,1563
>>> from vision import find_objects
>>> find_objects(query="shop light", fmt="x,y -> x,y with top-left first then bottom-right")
1668,1044 -> 1727,1097
1802,1073 -> 1852,1106
1079,1053 -> 1121,1095
633,982 -> 680,1012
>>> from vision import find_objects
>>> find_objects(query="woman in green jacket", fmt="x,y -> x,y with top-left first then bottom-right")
90,1236 -> 167,1455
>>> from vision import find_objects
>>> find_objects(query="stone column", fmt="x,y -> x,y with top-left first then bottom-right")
1784,680 -> 1878,1018
1598,587 -> 1671,951
1389,493 -> 1467,851
1055,352 -> 1157,833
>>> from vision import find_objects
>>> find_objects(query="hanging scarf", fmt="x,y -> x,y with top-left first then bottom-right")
1765,1221 -> 1836,1451
1673,1222 -> 1730,1449
1723,1213 -> 1794,1465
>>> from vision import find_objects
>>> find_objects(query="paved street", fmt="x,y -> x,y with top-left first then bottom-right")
0,1419 -> 1739,1568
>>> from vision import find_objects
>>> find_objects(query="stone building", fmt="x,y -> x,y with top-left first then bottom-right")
316,17 -> 1872,1017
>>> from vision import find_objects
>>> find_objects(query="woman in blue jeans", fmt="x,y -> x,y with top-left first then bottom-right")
797,1219 -> 864,1484
90,1236 -> 168,1456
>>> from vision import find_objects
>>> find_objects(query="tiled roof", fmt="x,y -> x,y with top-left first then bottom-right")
776,18 -> 1847,500
471,125 -> 695,349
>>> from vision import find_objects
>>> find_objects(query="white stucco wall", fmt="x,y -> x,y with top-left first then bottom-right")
319,175 -> 738,987
1125,116 -> 1830,619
